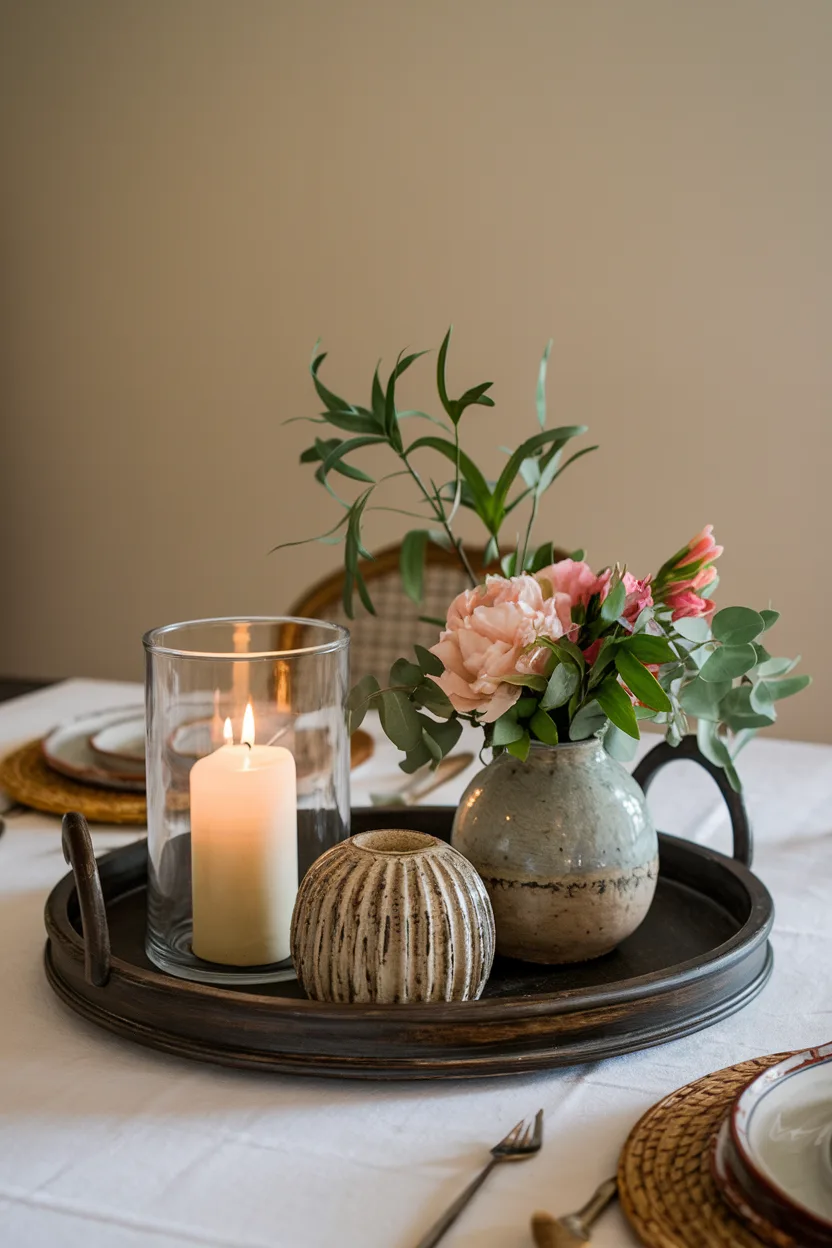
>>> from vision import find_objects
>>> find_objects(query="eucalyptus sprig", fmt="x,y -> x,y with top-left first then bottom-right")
277,329 -> 597,616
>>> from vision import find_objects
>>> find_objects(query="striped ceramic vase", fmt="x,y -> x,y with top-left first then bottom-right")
290,828 -> 495,1003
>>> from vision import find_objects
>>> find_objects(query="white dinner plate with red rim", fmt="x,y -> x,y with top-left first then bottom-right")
727,1043 -> 832,1241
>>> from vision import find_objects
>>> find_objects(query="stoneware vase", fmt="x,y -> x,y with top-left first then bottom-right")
451,740 -> 658,965
290,828 -> 495,1003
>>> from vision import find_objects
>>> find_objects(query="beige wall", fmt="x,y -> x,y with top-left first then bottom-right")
1,0 -> 829,742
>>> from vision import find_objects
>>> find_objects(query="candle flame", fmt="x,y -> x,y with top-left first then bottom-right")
241,701 -> 255,748
223,717 -> 233,746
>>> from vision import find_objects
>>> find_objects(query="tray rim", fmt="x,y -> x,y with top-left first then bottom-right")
45,827 -> 773,1023
44,938 -> 773,1080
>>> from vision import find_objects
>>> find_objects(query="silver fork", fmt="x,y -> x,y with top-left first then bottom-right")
414,1110 -> 544,1248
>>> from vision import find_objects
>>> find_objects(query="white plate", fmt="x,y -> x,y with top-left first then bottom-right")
731,1042 -> 832,1231
43,707 -> 147,792
89,715 -> 146,767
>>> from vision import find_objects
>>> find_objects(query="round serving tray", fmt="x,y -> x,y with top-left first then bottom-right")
44,741 -> 774,1080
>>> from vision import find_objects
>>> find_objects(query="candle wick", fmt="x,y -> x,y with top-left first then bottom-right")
244,741 -> 252,750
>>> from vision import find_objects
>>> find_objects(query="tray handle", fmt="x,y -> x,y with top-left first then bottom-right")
62,811 -> 111,987
632,735 -> 752,867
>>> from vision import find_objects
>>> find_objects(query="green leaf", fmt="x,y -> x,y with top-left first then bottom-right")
514,696 -> 539,718
723,685 -> 777,729
536,340 -> 552,428
377,689 -> 423,752
319,435 -> 385,486
550,637 -> 587,672
600,579 -> 626,623
406,435 -> 494,529
418,614 -> 447,628
568,548 -> 586,561
756,654 -> 800,679
436,327 -> 454,422
680,677 -> 731,721
489,427 -> 587,527
346,674 -> 380,734
569,700 -> 608,741
673,616 -> 711,643
398,741 -> 434,774
499,673 -> 548,691
536,444 -> 599,495
519,456 -> 540,488
699,643 -> 758,682
492,712 -> 525,746
595,676 -> 640,739
530,708 -> 559,744
412,678 -> 454,719
414,644 -> 444,677
355,571 -> 376,616
528,541 -> 555,573
299,438 -> 339,464
420,715 -> 462,760
696,720 -> 741,791
390,657 -> 423,687
623,634 -> 679,664
399,530 -> 429,604
587,638 -> 618,689
752,674 -> 811,705
371,363 -> 386,425
711,607 -> 765,646
604,723 -> 639,762
759,609 -> 780,632
455,381 -> 494,414
540,662 -> 579,711
483,534 -> 499,566
506,732 -> 531,761
614,650 -> 672,712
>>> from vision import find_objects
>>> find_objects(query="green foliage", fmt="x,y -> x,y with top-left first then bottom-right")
295,337 -> 808,786
283,331 -> 595,616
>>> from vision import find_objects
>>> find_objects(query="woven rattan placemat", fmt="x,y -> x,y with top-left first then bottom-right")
618,1052 -> 795,1248
0,739 -> 148,824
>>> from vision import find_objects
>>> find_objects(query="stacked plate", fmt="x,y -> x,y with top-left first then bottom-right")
42,707 -> 147,793
40,707 -> 375,797
712,1042 -> 832,1245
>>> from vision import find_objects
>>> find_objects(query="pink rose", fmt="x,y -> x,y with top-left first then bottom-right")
430,574 -> 572,722
535,558 -> 602,608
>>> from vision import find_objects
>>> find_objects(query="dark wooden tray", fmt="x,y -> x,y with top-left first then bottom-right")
44,740 -> 774,1080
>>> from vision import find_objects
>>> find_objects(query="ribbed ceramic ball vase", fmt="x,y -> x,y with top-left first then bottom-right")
290,829 -> 495,1004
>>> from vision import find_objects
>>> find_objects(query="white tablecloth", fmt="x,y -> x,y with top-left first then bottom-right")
1,679 -> 830,1248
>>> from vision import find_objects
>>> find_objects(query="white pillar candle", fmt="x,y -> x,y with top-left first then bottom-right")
190,706 -> 298,966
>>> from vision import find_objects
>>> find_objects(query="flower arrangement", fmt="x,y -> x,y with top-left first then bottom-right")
285,331 -> 809,790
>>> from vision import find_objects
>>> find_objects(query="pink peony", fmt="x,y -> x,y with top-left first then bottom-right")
430,574 -> 573,722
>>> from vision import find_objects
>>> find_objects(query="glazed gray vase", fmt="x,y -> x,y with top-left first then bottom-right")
451,740 -> 658,965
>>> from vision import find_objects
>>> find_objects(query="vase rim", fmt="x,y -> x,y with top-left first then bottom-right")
527,738 -> 601,752
351,829 -> 439,855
